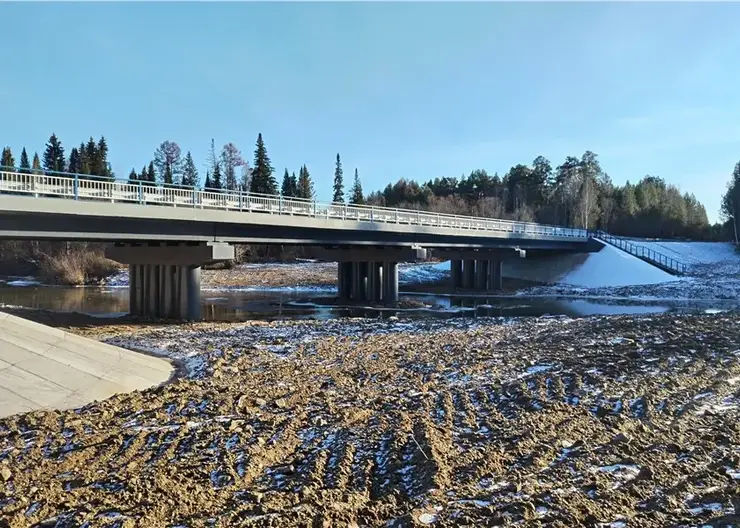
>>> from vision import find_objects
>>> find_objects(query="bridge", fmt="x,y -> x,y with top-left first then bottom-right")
0,169 -> 592,319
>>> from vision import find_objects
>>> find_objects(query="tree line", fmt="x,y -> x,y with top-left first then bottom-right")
368,151 -> 715,240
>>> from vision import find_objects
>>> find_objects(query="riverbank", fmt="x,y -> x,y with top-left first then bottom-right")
1,312 -> 738,526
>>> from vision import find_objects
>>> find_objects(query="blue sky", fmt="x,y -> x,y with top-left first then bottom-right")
3,2 -> 740,223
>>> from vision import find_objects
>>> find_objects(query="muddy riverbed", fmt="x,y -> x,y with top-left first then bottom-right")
1,313 -> 740,527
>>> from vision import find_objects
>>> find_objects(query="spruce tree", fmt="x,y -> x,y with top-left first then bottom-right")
249,133 -> 277,195
181,151 -> 198,187
85,137 -> 97,175
96,136 -> 110,177
43,133 -> 65,174
297,164 -> 315,200
1,147 -> 14,169
128,168 -> 138,183
31,153 -> 42,174
204,170 -> 212,189
349,168 -> 364,204
68,147 -> 80,174
19,148 -> 30,174
212,162 -> 222,190
147,161 -> 156,184
139,165 -> 147,183
332,153 -> 344,202
290,171 -> 298,197
281,168 -> 294,197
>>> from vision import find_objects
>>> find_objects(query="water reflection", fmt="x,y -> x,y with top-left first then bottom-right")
0,284 -> 734,322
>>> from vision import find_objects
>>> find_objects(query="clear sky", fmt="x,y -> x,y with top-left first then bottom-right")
3,2 -> 740,223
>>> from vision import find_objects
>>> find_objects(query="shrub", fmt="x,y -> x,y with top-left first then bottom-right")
38,250 -> 120,285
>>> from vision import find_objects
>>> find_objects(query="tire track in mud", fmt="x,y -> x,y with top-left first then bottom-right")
2,313 -> 740,527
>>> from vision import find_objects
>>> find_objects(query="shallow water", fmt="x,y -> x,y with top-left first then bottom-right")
0,281 -> 735,321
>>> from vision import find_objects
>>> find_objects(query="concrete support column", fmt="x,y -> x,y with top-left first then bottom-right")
451,260 -> 463,290
488,259 -> 503,291
367,262 -> 377,303
463,260 -> 476,289
359,262 -> 369,302
383,261 -> 399,303
475,260 -> 489,291
128,264 -> 142,316
186,266 -> 201,321
351,262 -> 361,300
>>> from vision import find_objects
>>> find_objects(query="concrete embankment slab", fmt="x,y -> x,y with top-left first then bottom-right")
0,311 -> 174,418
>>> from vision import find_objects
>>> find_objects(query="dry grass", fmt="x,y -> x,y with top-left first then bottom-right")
38,250 -> 121,285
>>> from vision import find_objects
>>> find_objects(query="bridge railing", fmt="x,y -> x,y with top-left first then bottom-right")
594,230 -> 687,275
0,168 -> 589,240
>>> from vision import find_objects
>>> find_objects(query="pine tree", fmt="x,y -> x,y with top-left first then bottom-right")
249,133 -> 277,195
1,147 -> 14,169
333,153 -> 344,203
349,168 -> 364,204
221,143 -> 244,191
43,133 -> 65,174
181,151 -> 198,187
297,165 -> 315,200
281,168 -> 294,197
32,152 -> 42,174
128,168 -> 138,183
19,148 -> 30,174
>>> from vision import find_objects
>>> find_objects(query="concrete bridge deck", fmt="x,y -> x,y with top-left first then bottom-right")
0,311 -> 173,418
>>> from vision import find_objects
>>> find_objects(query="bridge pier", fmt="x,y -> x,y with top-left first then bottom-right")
305,246 -> 425,305
107,242 -> 234,320
435,249 -> 524,293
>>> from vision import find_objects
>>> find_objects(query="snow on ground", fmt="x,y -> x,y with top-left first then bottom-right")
523,240 -> 740,302
399,260 -> 449,285
559,244 -> 679,288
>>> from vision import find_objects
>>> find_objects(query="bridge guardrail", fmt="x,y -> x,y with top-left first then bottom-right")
594,230 -> 687,275
0,168 -> 589,240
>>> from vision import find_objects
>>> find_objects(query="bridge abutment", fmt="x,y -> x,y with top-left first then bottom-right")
107,242 -> 234,320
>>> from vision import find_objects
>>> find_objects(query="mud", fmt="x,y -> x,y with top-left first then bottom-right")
1,313 -> 739,527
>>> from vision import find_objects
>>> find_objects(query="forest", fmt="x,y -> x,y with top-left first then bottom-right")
0,132 -> 732,283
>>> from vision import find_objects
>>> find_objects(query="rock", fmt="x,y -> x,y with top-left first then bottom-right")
1,467 -> 11,481
614,432 -> 631,444
254,397 -> 267,407
275,398 -> 288,409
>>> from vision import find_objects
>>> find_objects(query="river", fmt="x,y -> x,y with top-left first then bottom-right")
0,279 -> 733,321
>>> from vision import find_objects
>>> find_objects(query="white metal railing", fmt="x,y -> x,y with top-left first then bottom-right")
0,169 -> 589,240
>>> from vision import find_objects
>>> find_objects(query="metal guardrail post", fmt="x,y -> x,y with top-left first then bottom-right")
138,181 -> 144,204
74,175 -> 79,200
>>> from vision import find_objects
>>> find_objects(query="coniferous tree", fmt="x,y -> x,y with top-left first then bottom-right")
31,153 -> 42,174
1,147 -> 14,169
204,170 -> 212,189
96,136 -> 110,177
333,153 -> 344,202
139,165 -> 148,183
250,133 -> 277,195
43,133 -> 65,174
212,162 -> 223,190
290,171 -> 298,197
128,168 -> 138,183
67,148 -> 81,174
19,148 -> 30,174
281,168 -> 295,197
84,137 -> 97,175
349,168 -> 364,204
146,161 -> 156,184
181,151 -> 198,187
297,164 -> 315,200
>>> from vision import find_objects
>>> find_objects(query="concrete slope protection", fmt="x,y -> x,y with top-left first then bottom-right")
627,240 -> 737,267
0,311 -> 174,418
502,244 -> 678,288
